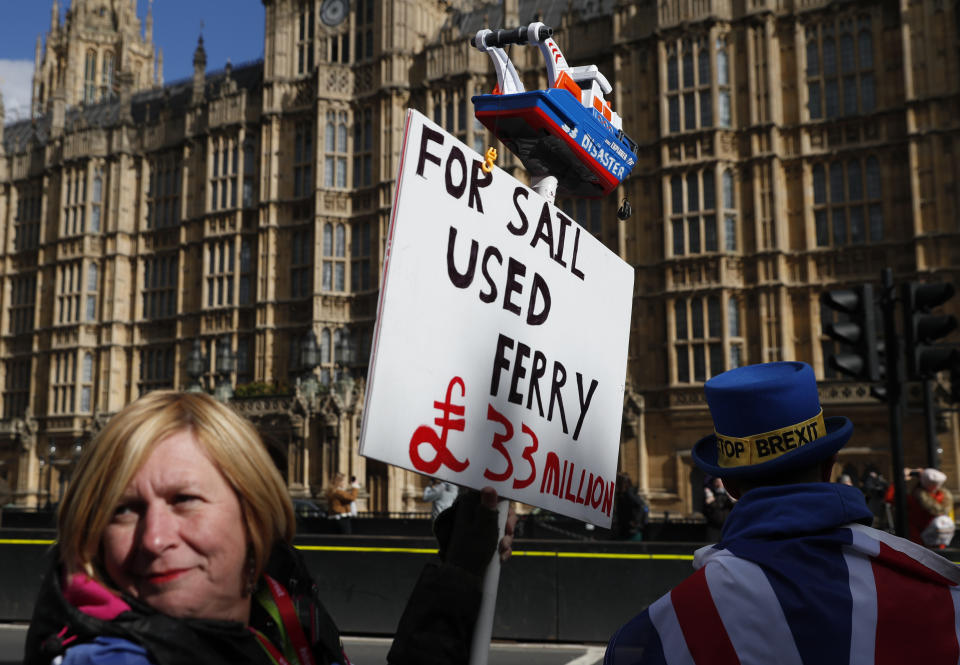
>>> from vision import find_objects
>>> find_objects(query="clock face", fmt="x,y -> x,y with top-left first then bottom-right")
320,0 -> 348,27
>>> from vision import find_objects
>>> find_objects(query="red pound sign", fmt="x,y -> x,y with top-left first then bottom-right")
409,376 -> 470,474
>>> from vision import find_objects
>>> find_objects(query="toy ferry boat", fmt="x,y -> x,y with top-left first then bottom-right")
471,23 -> 638,198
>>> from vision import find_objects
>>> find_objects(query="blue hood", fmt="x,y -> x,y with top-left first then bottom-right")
721,482 -> 874,543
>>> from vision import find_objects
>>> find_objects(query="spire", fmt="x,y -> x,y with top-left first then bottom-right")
193,34 -> 207,71
192,35 -> 207,105
50,0 -> 60,32
145,0 -> 153,42
34,34 -> 43,69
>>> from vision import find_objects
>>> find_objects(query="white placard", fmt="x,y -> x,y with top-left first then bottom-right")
359,110 -> 634,527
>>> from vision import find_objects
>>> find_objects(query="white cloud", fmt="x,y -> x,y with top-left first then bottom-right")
0,59 -> 35,121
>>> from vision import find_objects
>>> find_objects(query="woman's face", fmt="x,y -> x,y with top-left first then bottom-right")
102,429 -> 251,622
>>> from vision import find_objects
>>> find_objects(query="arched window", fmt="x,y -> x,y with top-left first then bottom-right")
722,170 -> 734,209
728,297 -> 740,337
337,112 -> 348,187
690,297 -> 704,338
322,223 -> 344,291
87,263 -> 98,291
321,328 -> 332,365
82,353 -> 94,383
674,300 -> 689,383
102,51 -> 114,96
324,113 -> 336,187
80,352 -> 94,412
716,37 -> 731,127
84,50 -> 97,103
91,169 -> 103,232
323,111 -> 347,188
333,224 -> 346,290
323,223 -> 333,256
723,169 -> 737,251
812,156 -> 883,247
675,300 -> 687,339
675,296 -> 728,384
691,297 -> 705,381
671,176 -> 683,215
707,296 -> 721,337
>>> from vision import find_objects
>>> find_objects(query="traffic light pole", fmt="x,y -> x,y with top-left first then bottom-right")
881,268 -> 908,538
923,378 -> 940,468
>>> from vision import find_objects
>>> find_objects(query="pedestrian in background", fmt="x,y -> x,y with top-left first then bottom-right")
860,465 -> 889,529
702,476 -> 734,542
326,472 -> 358,534
611,473 -> 648,541
348,475 -> 361,517
605,362 -> 960,664
910,467 -> 955,549
423,478 -> 459,520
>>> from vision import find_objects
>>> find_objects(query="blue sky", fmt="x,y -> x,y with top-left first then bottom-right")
0,0 -> 266,120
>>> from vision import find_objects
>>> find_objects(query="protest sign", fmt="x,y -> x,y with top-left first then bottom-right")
359,109 -> 633,527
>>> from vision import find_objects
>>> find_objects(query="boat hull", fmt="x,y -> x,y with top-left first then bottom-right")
473,89 -> 637,198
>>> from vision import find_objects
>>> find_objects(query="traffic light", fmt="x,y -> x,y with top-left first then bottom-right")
821,284 -> 882,382
902,281 -> 958,379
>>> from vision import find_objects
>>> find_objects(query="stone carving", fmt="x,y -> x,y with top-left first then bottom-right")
11,417 -> 38,454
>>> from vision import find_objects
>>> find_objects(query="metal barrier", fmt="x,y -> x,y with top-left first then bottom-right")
6,530 -> 959,642
0,530 -> 700,642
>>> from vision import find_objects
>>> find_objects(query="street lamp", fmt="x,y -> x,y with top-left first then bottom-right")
44,443 -> 56,510
185,339 -> 207,393
53,440 -> 82,504
214,336 -> 236,402
335,330 -> 356,403
300,329 -> 321,402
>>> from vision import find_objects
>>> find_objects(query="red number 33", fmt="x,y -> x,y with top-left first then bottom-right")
483,404 -> 538,490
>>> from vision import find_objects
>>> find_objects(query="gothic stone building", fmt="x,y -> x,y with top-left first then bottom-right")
1,0 -> 958,515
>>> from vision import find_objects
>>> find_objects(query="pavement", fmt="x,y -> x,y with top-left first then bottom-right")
0,624 -> 605,665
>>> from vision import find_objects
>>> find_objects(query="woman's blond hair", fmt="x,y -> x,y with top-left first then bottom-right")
58,390 -> 295,583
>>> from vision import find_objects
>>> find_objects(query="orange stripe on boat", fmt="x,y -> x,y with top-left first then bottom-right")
553,71 -> 582,100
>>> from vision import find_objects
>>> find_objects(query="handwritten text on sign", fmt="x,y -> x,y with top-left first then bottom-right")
359,110 -> 633,526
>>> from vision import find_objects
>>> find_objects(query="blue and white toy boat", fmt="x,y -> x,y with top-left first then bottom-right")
471,23 -> 638,198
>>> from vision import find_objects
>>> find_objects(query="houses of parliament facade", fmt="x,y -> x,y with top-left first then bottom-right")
1,0 -> 958,516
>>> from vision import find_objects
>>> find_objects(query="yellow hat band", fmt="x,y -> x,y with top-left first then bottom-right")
715,410 -> 826,468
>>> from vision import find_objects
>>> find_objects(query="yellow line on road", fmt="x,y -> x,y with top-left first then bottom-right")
293,545 -> 695,560
296,545 -> 439,554
557,552 -> 695,561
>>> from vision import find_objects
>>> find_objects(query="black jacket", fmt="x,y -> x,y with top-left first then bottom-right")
24,543 -> 344,665
25,542 -> 484,665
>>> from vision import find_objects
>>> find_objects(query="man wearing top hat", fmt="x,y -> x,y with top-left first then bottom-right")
604,361 -> 960,665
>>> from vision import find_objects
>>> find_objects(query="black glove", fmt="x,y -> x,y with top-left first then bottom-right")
433,489 -> 499,577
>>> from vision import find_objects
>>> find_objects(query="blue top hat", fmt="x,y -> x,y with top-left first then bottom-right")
691,361 -> 852,480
